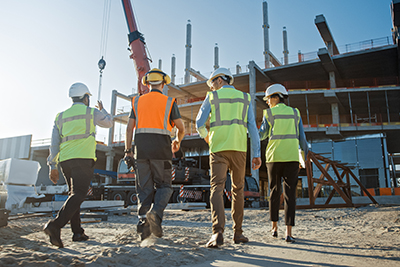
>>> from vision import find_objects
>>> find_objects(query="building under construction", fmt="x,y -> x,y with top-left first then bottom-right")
3,1 -> 400,201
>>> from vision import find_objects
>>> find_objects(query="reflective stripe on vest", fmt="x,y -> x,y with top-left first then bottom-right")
264,104 -> 300,162
57,106 -> 95,143
210,91 -> 249,128
133,94 -> 174,135
208,88 -> 250,153
266,107 -> 299,140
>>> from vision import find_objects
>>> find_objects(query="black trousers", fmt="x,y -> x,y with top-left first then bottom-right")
53,159 -> 94,234
266,162 -> 299,226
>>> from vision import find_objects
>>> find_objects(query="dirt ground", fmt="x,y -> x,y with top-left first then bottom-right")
0,204 -> 399,267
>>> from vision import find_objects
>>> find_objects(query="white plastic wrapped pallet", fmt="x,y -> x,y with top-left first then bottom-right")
0,158 -> 43,210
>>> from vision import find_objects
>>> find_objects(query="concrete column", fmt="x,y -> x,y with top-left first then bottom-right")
329,72 -> 336,89
107,90 -> 117,146
236,63 -> 241,74
248,61 -> 259,184
105,150 -> 116,184
331,103 -> 339,124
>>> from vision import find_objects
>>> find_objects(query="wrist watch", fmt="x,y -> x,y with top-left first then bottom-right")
124,148 -> 132,154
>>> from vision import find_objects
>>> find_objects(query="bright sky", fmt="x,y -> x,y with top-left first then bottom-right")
0,0 -> 394,144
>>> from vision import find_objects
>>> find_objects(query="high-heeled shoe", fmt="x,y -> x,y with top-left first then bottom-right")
271,230 -> 278,238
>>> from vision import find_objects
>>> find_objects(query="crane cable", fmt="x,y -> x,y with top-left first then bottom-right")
99,0 -> 111,59
98,0 -> 111,101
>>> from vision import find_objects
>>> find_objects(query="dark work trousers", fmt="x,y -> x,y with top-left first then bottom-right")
135,159 -> 173,220
266,162 -> 299,226
53,159 -> 94,234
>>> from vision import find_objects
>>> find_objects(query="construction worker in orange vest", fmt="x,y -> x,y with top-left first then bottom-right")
125,68 -> 185,240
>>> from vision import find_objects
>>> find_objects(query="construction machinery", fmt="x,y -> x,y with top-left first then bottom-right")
93,158 -> 260,208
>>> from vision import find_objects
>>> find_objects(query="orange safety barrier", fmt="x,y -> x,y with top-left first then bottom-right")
366,188 -> 376,196
394,187 -> 400,196
379,188 -> 392,196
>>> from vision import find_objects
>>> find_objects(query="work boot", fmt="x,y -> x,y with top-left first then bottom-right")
43,220 -> 64,248
146,210 -> 162,238
205,231 -> 223,248
72,232 -> 89,242
233,233 -> 249,244
137,218 -> 151,241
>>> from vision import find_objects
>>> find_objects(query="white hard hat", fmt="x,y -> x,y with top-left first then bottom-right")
69,82 -> 92,98
263,84 -> 288,100
207,67 -> 234,87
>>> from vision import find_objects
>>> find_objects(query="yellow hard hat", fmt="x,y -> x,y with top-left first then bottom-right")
141,68 -> 171,86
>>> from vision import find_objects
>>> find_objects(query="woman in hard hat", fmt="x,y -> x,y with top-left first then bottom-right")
259,84 -> 309,243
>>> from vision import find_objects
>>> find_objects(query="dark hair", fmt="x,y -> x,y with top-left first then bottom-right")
271,94 -> 285,103
221,75 -> 231,84
72,94 -> 88,103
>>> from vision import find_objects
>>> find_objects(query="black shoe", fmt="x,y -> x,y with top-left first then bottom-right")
205,232 -> 223,248
43,220 -> 64,248
137,218 -> 151,241
272,230 -> 278,238
147,210 -> 162,238
285,236 -> 295,243
72,233 -> 89,242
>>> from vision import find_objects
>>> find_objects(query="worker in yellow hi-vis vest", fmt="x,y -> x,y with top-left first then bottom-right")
44,82 -> 113,248
196,67 -> 261,248
259,84 -> 309,243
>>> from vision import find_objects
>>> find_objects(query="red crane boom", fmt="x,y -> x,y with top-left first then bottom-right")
121,0 -> 151,95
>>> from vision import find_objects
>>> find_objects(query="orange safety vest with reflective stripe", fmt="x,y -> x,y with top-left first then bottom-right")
132,91 -> 175,135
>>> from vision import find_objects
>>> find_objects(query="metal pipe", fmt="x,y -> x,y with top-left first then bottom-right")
184,20 -> 192,84
158,59 -> 162,70
283,26 -> 289,65
366,91 -> 371,124
305,94 -> 310,127
171,54 -> 176,84
214,43 -> 219,70
348,92 -> 354,125
385,90 -> 391,123
262,1 -> 270,68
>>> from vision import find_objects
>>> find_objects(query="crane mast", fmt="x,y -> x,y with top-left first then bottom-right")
121,0 -> 151,95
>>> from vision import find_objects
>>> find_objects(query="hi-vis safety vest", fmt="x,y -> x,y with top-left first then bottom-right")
56,104 -> 96,162
132,91 -> 175,136
264,103 -> 300,163
208,87 -> 250,153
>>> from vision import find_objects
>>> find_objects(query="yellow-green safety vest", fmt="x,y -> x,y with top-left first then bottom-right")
56,104 -> 96,162
264,103 -> 300,162
208,87 -> 250,153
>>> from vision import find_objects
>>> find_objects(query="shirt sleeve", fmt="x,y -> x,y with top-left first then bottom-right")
195,94 -> 211,138
93,108 -> 113,128
47,120 -> 61,170
298,116 -> 309,159
247,102 -> 261,158
129,108 -> 135,119
259,113 -> 270,141
170,101 -> 181,121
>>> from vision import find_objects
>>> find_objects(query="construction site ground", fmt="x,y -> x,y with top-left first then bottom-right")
0,204 -> 399,267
